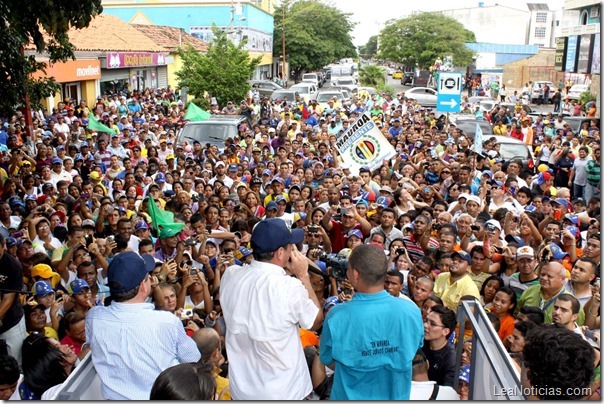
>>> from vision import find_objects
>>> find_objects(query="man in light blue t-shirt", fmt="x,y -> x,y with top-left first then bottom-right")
319,244 -> 424,400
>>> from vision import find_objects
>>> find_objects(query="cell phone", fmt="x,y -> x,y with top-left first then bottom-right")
205,225 -> 212,232
223,248 -> 234,254
81,192 -> 90,200
106,235 -> 115,243
470,225 -> 481,231
181,309 -> 193,319
553,209 -> 562,220
396,247 -> 406,255
424,187 -> 431,193
84,234 -> 93,247
12,230 -> 24,238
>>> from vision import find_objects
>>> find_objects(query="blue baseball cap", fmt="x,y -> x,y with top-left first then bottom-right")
34,281 -> 54,297
563,213 -> 579,224
74,153 -> 84,161
262,169 -> 271,176
251,218 -> 304,253
566,225 -> 579,238
376,196 -> 390,208
70,278 -> 90,294
135,221 -> 149,232
275,195 -> 287,204
356,199 -> 369,208
266,201 -> 278,211
551,198 -> 569,209
238,246 -> 253,258
547,244 -> 569,260
108,251 -> 156,294
228,163 -> 238,172
347,229 -> 363,239
524,205 -> 537,213
6,237 -> 17,248
505,234 -> 525,247
155,172 -> 166,183
452,250 -> 472,265
52,157 -> 63,165
314,261 -> 327,273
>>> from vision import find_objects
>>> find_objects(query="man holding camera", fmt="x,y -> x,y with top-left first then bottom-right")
319,244 -> 424,399
220,218 -> 323,400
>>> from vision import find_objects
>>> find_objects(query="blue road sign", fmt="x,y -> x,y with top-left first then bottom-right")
436,72 -> 463,113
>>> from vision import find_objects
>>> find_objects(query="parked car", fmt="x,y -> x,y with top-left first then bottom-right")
392,71 -> 403,80
289,82 -> 317,103
467,96 -> 494,105
356,86 -> 378,97
178,115 -> 251,149
497,137 -> 535,171
404,87 -> 437,107
401,72 -> 414,86
301,72 -> 321,88
314,90 -> 345,109
562,117 -> 600,134
450,116 -> 495,140
249,80 -> 283,98
270,89 -> 300,103
479,100 -> 532,115
530,81 -> 555,104
331,76 -> 357,93
567,84 -> 589,101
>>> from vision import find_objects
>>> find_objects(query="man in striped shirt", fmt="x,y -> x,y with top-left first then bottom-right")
86,252 -> 200,400
402,215 -> 439,264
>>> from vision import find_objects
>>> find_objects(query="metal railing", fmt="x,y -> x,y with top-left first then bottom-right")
454,299 -> 524,400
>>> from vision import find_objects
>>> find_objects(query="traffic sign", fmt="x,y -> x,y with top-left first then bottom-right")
436,71 -> 462,113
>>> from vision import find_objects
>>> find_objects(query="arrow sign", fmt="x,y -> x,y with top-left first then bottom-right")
436,71 -> 462,113
439,98 -> 458,108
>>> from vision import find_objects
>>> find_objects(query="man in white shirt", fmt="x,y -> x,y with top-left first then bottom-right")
220,219 -> 323,399
53,116 -> 70,136
49,158 -> 73,186
410,350 -> 460,400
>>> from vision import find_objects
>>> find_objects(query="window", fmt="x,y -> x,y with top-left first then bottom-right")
535,12 -> 548,23
535,27 -> 547,38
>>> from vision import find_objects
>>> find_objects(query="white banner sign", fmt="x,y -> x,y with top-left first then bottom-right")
335,113 -> 397,172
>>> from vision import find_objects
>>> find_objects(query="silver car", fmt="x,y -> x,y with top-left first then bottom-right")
404,87 -> 437,107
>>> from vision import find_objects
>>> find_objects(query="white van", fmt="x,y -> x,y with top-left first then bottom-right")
302,73 -> 320,88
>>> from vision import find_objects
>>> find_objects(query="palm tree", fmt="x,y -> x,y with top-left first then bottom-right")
359,65 -> 385,87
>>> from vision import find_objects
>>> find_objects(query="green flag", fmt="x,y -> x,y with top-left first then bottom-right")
147,197 -> 185,238
184,102 -> 211,122
87,115 -> 117,135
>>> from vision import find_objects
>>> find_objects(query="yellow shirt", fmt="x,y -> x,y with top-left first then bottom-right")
213,369 -> 231,400
434,272 -> 481,312
468,271 -> 491,290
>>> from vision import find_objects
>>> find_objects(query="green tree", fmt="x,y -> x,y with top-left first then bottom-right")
378,13 -> 476,69
273,0 -> 357,79
0,0 -> 103,117
358,65 -> 385,87
176,26 -> 261,108
359,35 -> 378,59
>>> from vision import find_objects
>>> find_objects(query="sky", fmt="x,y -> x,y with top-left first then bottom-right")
330,0 -> 565,46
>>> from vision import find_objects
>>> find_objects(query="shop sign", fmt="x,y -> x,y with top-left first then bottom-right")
106,52 -> 167,69
33,59 -> 101,82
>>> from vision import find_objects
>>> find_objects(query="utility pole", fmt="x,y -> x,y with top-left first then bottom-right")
281,5 -> 287,87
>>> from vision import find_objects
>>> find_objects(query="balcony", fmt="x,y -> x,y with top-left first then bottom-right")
558,23 -> 600,36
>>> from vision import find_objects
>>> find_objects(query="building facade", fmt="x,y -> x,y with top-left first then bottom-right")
102,0 -> 275,80
554,0 -> 600,102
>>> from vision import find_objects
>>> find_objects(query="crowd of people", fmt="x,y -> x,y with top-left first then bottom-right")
0,80 -> 601,400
